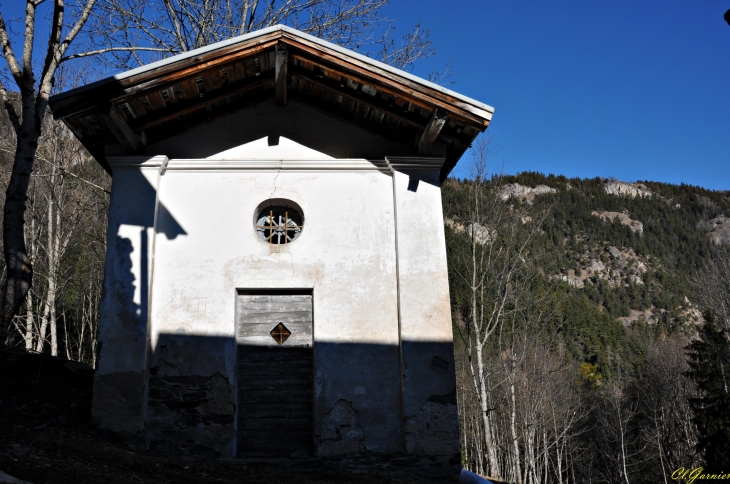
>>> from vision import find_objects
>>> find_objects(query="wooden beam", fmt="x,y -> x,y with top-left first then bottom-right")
136,75 -> 274,131
144,89 -> 273,145
288,90 -> 418,150
50,35 -> 282,119
416,108 -> 447,155
291,66 -> 424,130
275,43 -> 288,107
101,106 -> 145,154
285,40 -> 490,123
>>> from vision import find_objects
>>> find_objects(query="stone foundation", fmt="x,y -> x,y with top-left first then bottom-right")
143,346 -> 235,455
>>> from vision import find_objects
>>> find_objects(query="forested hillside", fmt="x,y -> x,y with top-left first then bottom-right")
444,169 -> 730,483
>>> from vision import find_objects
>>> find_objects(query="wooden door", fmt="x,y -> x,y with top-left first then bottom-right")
236,292 -> 313,456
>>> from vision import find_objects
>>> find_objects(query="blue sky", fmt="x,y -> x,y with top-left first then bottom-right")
2,1 -> 729,189
392,0 -> 730,190
386,1 -> 730,189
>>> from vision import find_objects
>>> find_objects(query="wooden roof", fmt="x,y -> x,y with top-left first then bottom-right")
49,25 -> 494,180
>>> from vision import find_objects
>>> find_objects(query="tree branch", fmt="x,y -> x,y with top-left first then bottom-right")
0,79 -> 21,134
0,12 -> 24,88
61,45 -> 177,62
21,0 -> 40,92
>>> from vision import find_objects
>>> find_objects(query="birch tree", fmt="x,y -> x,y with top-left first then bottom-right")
445,136 -> 553,480
0,0 -> 98,346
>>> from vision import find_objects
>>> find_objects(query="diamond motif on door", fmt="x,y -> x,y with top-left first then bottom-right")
269,322 -> 291,345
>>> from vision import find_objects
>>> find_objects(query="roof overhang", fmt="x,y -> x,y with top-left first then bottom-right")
49,25 -> 494,180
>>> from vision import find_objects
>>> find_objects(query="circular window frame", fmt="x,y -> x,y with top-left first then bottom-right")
253,198 -> 305,246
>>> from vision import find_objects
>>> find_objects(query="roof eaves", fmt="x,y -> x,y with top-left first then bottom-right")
50,25 -> 494,120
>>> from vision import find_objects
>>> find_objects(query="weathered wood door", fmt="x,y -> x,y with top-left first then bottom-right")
236,292 -> 313,456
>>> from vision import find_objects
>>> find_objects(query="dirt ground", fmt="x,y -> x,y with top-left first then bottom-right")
0,350 -> 456,484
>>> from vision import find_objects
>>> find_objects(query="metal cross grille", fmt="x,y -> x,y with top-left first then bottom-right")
255,206 -> 303,245
270,322 -> 292,345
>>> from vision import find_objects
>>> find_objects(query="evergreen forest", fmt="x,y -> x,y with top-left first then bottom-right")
444,167 -> 730,483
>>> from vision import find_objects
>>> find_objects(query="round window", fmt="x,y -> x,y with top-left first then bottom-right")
254,200 -> 304,245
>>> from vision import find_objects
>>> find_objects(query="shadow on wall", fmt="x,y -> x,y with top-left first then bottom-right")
100,164 -> 187,342
142,333 -> 460,468
92,166 -> 186,432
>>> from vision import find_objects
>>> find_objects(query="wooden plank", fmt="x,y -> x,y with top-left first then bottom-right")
239,378 -> 312,391
239,404 -> 312,419
239,370 -> 313,382
239,429 -> 312,441
239,345 -> 312,357
237,334 -> 312,347
238,358 -> 312,369
238,311 -> 312,324
239,367 -> 313,379
260,52 -> 271,72
238,438 -> 311,451
238,359 -> 311,373
232,61 -> 247,81
238,300 -> 312,312
238,392 -> 313,405
239,383 -> 312,395
242,418 -> 312,431
136,75 -> 274,131
275,44 -> 288,107
417,107 -> 448,155
101,106 -> 145,153
239,355 -> 311,364
245,57 -> 256,77
239,294 -> 312,302
176,78 -> 199,100
238,370 -> 311,381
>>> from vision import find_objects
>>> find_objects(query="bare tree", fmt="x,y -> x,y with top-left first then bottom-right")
445,136 -> 557,480
694,246 -> 730,334
0,0 -> 97,346
73,0 -> 433,70
637,334 -> 698,483
31,113 -> 88,355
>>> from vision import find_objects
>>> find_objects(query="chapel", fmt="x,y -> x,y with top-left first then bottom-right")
49,25 -> 494,468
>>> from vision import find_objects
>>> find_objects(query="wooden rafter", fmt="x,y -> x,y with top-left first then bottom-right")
417,108 -> 447,155
101,105 -> 145,153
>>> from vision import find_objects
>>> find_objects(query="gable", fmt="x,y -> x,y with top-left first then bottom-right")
49,25 -> 494,180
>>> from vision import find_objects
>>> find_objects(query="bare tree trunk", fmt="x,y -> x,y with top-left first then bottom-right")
1,128 -> 39,344
63,313 -> 70,359
25,212 -> 36,351
24,291 -> 33,350
509,355 -> 523,484
618,404 -> 631,484
476,337 -> 500,475
47,169 -> 59,356
543,428 -> 549,484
